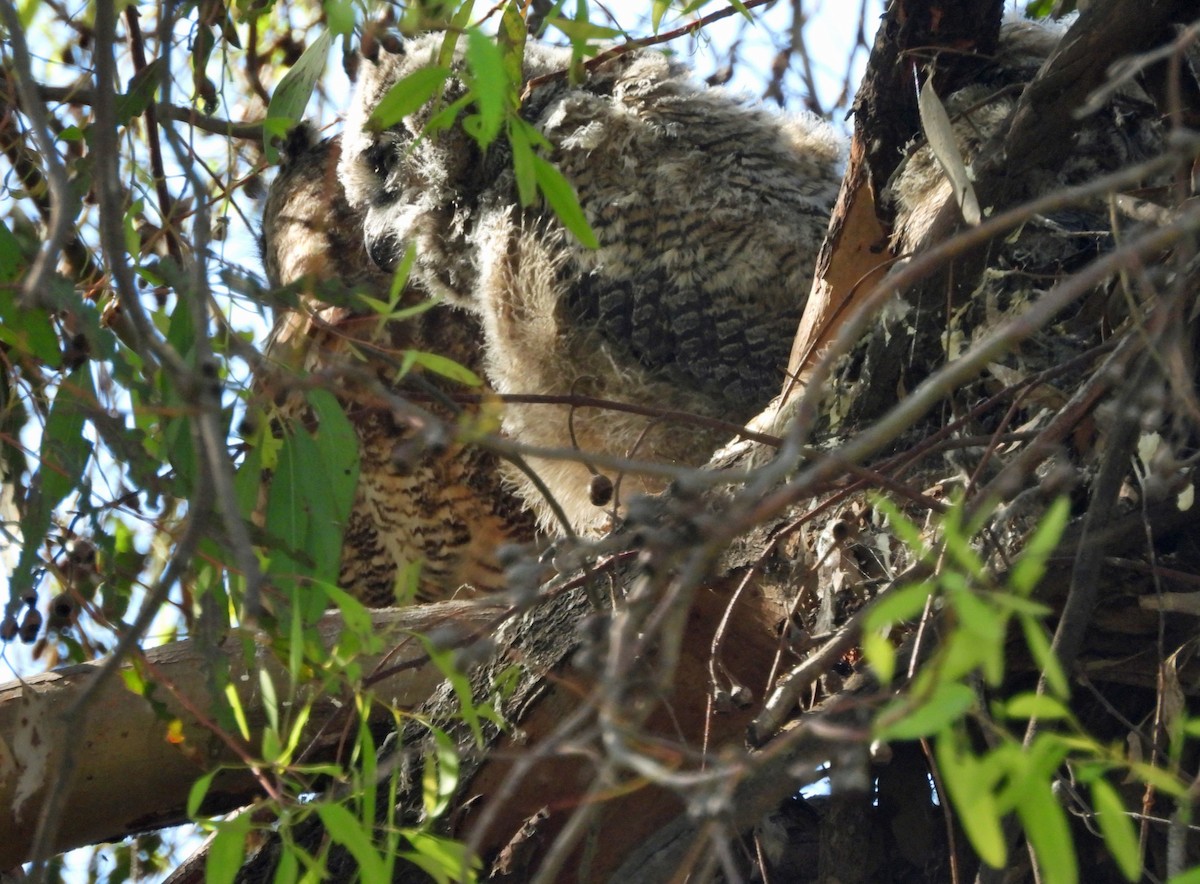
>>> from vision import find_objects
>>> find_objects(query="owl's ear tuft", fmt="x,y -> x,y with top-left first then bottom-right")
278,122 -> 320,170
359,16 -> 405,66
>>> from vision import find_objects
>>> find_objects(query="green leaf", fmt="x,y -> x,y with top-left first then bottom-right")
463,31 -> 509,148
1025,0 -> 1062,19
357,711 -> 379,828
323,0 -> 354,35
420,635 -> 486,745
1016,779 -> 1077,884
950,589 -> 1005,684
356,293 -> 436,321
40,365 -> 95,509
400,350 -> 483,387
545,16 -> 623,43
423,727 -> 461,819
400,831 -> 480,883
509,120 -> 537,206
224,682 -> 251,742
233,438 -> 264,521
937,630 -> 988,685
1019,615 -> 1070,698
497,0 -> 528,81
17,0 -> 38,28
936,732 -> 1006,868
872,495 -> 929,559
1009,496 -> 1069,596
532,155 -> 598,248
264,30 -> 332,163
164,285 -> 196,356
1089,777 -> 1141,881
306,388 -> 360,525
448,0 -> 477,33
121,665 -> 148,696
1126,762 -> 1187,798
316,803 -> 388,882
281,699 -> 313,765
941,517 -> 985,579
162,411 -> 198,494
864,581 -> 935,632
395,558 -> 424,606
861,630 -> 896,685
259,667 -> 279,733
1000,735 -> 1072,811
1003,693 -> 1071,721
650,0 -> 670,32
206,814 -> 252,884
123,197 -> 143,259
262,116 -> 291,151
424,93 -> 473,137
0,288 -> 60,366
877,682 -> 975,741
987,592 -> 1051,617
261,726 -> 282,764
115,58 -> 166,123
289,601 -> 305,681
187,770 -> 217,818
262,404 -> 356,590
0,220 -> 26,282
383,242 -> 419,308
727,0 -> 754,23
295,440 -> 347,583
272,844 -> 299,884
321,581 -> 380,652
13,364 -> 95,598
369,66 -> 451,131
264,431 -> 311,577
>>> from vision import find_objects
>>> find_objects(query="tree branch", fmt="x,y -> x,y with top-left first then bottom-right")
0,602 -> 505,868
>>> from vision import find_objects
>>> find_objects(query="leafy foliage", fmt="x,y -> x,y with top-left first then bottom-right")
3,0 -> 1198,882
866,498 -> 1190,883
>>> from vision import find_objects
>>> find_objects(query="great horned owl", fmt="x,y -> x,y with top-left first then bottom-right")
261,124 -> 534,606
890,19 -> 1165,254
803,18 -> 1173,446
339,35 -> 842,535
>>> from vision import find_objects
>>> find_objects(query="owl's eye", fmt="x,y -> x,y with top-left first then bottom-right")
364,141 -> 396,182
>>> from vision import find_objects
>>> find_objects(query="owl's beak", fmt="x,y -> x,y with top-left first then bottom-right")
364,227 -> 403,273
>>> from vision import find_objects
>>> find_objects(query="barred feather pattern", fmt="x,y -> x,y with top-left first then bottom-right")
340,37 -> 842,534
261,127 -> 534,606
889,20 -> 1165,255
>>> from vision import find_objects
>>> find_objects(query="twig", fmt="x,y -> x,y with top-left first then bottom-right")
521,0 -> 777,99
1024,346 -> 1162,748
36,82 -> 265,141
738,156 -> 1200,545
124,6 -> 183,265
0,0 -> 78,313
1000,0 -> 1197,183
748,564 -> 922,746
26,483 -> 214,874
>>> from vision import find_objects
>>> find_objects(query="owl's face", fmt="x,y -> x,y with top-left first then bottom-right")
339,34 -> 574,304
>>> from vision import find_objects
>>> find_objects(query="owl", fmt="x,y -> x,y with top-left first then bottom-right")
261,124 -> 534,606
339,35 -> 843,535
889,19 -> 1164,254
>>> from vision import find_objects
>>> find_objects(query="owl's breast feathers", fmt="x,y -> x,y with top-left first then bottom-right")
261,125 -> 534,607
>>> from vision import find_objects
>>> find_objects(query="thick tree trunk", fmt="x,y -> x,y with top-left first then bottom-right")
7,2 -> 1200,882
0,603 -> 504,868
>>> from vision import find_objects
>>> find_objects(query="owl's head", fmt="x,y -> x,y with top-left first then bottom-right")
339,33 -> 577,304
